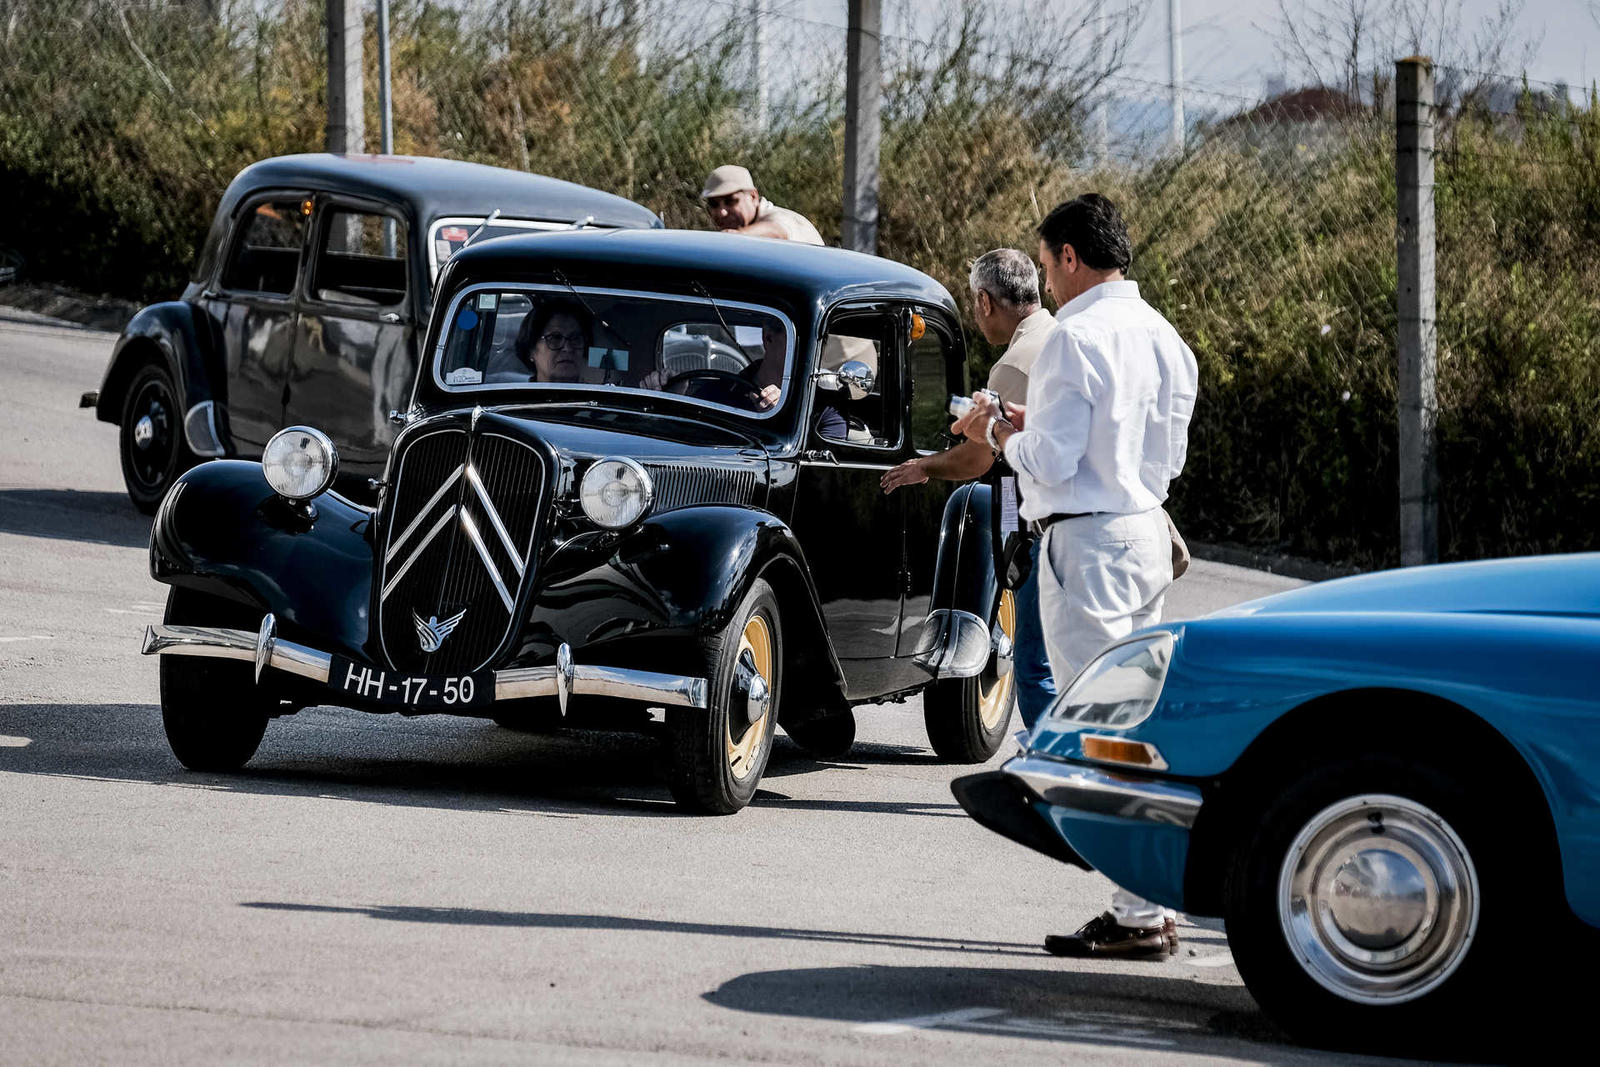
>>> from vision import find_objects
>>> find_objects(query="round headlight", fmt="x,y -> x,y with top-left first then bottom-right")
262,426 -> 339,501
579,456 -> 653,529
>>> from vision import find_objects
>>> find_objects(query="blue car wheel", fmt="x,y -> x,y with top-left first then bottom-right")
1225,753 -> 1511,1047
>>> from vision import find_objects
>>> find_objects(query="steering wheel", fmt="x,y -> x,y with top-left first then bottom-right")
661,367 -> 765,409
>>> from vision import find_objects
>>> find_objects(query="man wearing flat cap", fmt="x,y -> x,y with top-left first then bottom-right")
701,165 -> 823,245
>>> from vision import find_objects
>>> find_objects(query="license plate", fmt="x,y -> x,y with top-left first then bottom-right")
329,655 -> 492,709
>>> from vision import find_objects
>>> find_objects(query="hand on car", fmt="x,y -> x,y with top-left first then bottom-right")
880,458 -> 927,494
754,384 -> 781,410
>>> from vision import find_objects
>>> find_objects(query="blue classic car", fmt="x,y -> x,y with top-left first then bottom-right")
954,553 -> 1599,1043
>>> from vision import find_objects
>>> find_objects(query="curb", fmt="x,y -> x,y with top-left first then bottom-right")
0,283 -> 137,333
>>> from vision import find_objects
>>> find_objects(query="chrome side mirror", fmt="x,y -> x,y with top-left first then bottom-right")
814,359 -> 876,400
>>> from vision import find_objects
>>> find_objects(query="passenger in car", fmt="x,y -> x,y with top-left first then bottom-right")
515,300 -> 593,383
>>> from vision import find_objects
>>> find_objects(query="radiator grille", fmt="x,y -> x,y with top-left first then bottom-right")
377,427 -> 545,674
644,463 -> 759,512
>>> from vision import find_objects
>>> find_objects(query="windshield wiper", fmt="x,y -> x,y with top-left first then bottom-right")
462,208 -> 502,249
552,268 -> 625,348
568,214 -> 594,230
691,280 -> 742,350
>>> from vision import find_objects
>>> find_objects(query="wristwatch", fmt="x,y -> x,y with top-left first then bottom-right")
984,416 -> 1009,452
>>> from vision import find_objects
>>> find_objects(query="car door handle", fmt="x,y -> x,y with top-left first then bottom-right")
799,449 -> 838,464
379,312 -> 404,324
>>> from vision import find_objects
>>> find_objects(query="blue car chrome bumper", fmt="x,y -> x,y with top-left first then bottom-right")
952,754 -> 1203,911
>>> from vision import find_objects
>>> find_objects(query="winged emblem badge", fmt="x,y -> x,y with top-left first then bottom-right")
413,608 -> 467,653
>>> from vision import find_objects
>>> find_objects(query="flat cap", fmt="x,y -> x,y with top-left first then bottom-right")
701,164 -> 755,199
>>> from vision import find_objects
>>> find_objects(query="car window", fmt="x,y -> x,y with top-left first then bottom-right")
221,198 -> 307,296
815,312 -> 899,449
435,285 -> 792,420
312,210 -> 408,308
907,321 -> 955,452
428,218 -> 572,276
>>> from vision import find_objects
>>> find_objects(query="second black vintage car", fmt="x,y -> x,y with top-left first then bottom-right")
139,230 -> 1016,812
86,153 -> 660,511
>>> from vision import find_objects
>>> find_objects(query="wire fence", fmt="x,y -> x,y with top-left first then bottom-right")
2,0 -> 1597,564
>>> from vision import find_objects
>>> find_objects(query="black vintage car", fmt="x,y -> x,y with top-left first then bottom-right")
140,230 -> 1017,812
86,153 -> 660,511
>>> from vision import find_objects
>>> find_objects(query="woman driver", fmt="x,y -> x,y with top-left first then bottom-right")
515,300 -> 592,383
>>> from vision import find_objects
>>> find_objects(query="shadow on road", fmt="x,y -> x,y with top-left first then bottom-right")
239,902 -> 1043,958
0,702 -> 963,820
0,488 -> 148,548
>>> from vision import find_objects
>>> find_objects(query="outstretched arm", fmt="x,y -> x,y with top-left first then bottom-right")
881,436 -> 995,493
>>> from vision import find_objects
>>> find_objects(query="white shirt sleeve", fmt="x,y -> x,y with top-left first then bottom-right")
1002,326 -> 1094,490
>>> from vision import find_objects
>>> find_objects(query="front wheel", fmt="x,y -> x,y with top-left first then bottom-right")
665,579 -> 781,814
119,361 -> 196,514
923,590 -> 1016,762
159,588 -> 273,772
1225,755 -> 1505,1047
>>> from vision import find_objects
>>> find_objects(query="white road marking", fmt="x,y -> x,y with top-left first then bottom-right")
104,607 -> 162,616
0,634 -> 54,643
0,736 -> 32,747
855,1007 -> 1005,1035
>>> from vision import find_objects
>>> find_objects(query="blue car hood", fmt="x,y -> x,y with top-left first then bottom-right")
1215,552 -> 1600,620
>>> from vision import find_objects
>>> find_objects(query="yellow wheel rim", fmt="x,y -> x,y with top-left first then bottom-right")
977,590 -> 1016,730
726,613 -> 772,781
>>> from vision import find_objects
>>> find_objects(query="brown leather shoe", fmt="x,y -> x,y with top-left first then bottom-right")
1044,911 -> 1179,960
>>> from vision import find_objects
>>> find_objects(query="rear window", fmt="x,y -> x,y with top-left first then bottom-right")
435,284 -> 793,420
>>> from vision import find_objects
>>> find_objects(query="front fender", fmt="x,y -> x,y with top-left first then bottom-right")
929,481 -> 999,619
99,301 -> 228,453
522,506 -> 847,704
149,460 -> 374,659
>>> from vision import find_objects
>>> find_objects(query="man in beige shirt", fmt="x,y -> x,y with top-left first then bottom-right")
881,248 -> 1057,727
701,165 -> 824,245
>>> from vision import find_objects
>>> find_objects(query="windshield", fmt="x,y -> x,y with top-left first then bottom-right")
434,284 -> 794,419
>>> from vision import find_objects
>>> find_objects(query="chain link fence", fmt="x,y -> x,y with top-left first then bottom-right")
2,1 -> 1596,564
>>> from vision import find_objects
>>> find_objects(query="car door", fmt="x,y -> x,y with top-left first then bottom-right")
787,305 -> 908,699
210,194 -> 311,453
288,199 -> 414,490
897,309 -> 968,657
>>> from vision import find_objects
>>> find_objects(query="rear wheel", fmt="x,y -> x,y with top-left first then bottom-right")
923,590 -> 1016,762
119,361 -> 196,514
665,579 -> 780,814
159,588 -> 272,772
1225,754 -> 1509,1047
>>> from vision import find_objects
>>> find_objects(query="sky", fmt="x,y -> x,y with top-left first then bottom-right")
778,0 -> 1600,102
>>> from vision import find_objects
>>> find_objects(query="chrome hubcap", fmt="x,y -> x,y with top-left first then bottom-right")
1279,794 -> 1479,1004
133,414 -> 155,449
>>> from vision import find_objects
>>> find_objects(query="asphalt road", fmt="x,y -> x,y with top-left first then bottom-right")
0,310 -> 1405,1066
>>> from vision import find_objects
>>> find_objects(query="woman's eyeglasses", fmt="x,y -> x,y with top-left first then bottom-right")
539,332 -> 586,351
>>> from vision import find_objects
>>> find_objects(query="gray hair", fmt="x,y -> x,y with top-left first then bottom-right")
968,248 -> 1041,309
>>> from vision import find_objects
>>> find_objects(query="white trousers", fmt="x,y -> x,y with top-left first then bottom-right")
1040,507 -> 1177,928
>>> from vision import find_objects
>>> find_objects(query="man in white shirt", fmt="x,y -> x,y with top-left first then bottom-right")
701,165 -> 824,245
953,194 -> 1199,960
880,248 -> 1057,728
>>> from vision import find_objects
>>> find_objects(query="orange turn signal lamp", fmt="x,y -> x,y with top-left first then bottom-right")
908,312 -> 926,341
301,199 -> 314,217
1081,735 -> 1169,772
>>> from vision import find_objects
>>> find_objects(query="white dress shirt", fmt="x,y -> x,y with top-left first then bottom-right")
1002,280 -> 1198,521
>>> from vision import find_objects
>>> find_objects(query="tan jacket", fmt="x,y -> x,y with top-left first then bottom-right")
754,199 -> 824,245
986,307 -> 1054,407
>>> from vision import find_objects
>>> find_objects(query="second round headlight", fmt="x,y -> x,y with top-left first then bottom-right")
262,425 -> 339,501
579,456 -> 653,529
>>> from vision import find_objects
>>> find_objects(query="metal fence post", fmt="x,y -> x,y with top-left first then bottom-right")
842,0 -> 881,254
1396,56 -> 1438,565
326,0 -> 365,155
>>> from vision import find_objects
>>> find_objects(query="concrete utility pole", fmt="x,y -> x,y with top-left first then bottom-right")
376,0 -> 394,155
326,0 -> 365,155
1395,57 -> 1438,565
842,0 -> 882,254
751,0 -> 767,131
1168,0 -> 1184,150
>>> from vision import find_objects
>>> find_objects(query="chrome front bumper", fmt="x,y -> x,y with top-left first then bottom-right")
1002,754 -> 1202,829
141,613 -> 708,713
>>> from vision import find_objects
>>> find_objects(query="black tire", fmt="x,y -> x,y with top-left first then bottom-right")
159,588 -> 272,772
1224,754 -> 1510,1049
119,360 -> 197,514
923,591 -> 1016,763
784,709 -> 856,759
665,578 -> 781,814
